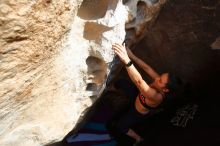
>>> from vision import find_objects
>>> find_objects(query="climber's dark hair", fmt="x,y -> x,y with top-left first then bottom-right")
166,73 -> 183,93
162,73 -> 186,110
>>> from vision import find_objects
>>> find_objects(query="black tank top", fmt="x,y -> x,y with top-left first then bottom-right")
138,86 -> 165,110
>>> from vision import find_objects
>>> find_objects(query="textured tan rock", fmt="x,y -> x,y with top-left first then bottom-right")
123,0 -> 167,47
0,0 -> 83,145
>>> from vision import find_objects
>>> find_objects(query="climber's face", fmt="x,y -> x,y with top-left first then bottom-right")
155,73 -> 169,93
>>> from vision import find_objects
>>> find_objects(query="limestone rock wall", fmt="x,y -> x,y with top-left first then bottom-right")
0,1 -> 83,146
0,0 -> 166,146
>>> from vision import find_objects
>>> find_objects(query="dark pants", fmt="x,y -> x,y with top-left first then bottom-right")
114,79 -> 148,133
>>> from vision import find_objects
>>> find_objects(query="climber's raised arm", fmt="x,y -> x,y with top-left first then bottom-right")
126,47 -> 160,80
112,43 -> 153,96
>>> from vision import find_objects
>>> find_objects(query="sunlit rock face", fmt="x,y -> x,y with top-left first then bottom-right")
0,0 -> 166,146
0,1 -> 84,146
123,0 -> 166,47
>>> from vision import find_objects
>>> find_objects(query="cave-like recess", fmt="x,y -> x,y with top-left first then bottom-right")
61,0 -> 220,146
118,0 -> 220,145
